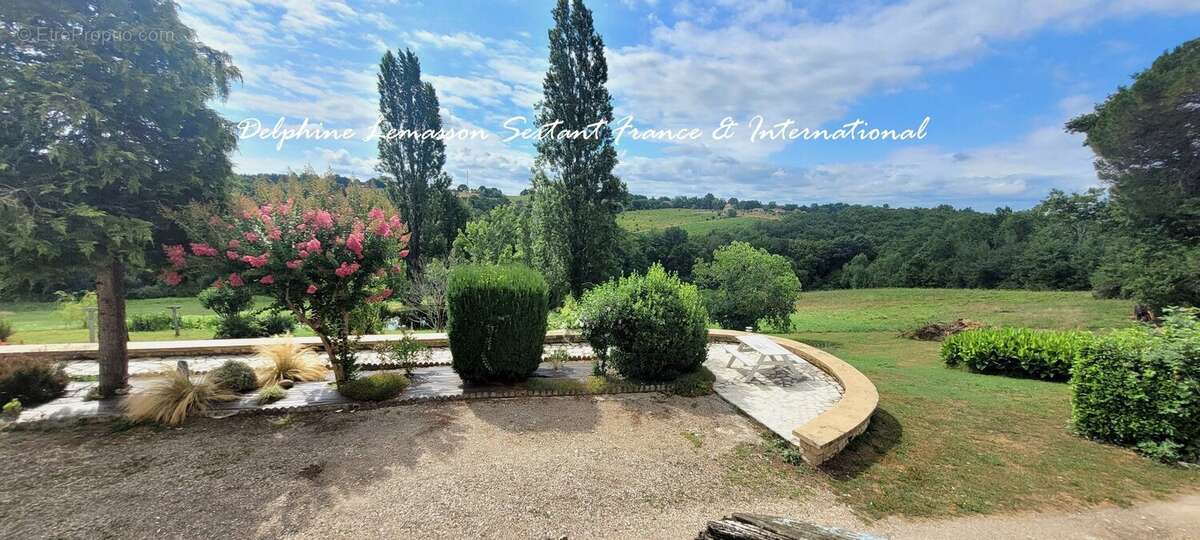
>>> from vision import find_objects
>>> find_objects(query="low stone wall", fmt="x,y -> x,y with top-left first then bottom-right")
707,329 -> 878,465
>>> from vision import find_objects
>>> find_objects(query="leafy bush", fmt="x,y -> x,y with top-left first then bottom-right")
258,311 -> 296,336
547,295 -> 581,330
53,290 -> 97,328
1072,309 -> 1200,462
124,369 -> 234,426
214,314 -> 264,339
579,264 -> 709,382
446,264 -> 549,383
255,339 -> 328,385
941,327 -> 1093,381
692,241 -> 801,331
0,318 -> 13,342
198,285 -> 254,318
128,313 -> 175,332
377,331 -> 430,370
339,372 -> 409,401
0,358 -> 68,405
349,303 -> 386,335
208,360 -> 258,392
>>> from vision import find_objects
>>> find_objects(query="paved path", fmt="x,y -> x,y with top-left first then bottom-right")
703,343 -> 844,448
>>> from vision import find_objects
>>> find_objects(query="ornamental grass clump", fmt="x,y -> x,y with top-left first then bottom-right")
124,369 -> 234,426
446,264 -> 549,383
164,179 -> 409,386
255,339 -> 328,386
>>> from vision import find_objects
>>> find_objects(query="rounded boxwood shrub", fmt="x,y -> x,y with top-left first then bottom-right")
0,357 -> 68,406
941,327 -> 1093,381
339,372 -> 409,401
1072,309 -> 1200,462
579,264 -> 709,382
208,360 -> 258,392
446,264 -> 549,383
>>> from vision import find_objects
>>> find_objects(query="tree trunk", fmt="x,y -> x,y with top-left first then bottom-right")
95,259 -> 129,397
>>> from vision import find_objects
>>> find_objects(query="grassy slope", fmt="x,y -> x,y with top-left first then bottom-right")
766,288 -> 1199,518
617,208 -> 777,235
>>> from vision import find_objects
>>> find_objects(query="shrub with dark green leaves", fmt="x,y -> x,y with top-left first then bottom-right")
258,311 -> 296,336
0,358 -> 68,405
0,318 -> 13,342
692,241 -> 801,331
941,327 -> 1092,381
339,372 -> 409,401
579,264 -> 709,382
209,360 -> 258,392
1072,309 -> 1200,463
446,264 -> 549,383
213,314 -> 264,339
128,313 -> 175,332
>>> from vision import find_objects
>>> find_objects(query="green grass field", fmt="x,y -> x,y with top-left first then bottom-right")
617,208 -> 778,235
759,288 -> 1200,518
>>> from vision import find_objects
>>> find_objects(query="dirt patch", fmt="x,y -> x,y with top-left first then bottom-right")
0,394 -> 862,539
901,319 -> 986,341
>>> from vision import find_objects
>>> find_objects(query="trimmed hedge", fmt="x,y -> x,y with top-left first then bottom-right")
579,264 -> 709,382
1072,313 -> 1200,463
446,264 -> 549,383
941,327 -> 1092,381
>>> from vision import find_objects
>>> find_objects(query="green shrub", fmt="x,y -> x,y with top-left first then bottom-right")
446,264 -> 549,383
579,264 -> 709,382
339,372 -> 409,401
692,241 -> 801,331
213,314 -> 264,339
258,311 -> 296,336
941,327 -> 1093,381
198,286 -> 254,318
128,313 -> 175,332
208,360 -> 258,392
1072,309 -> 1200,462
256,384 -> 287,404
0,318 -> 13,342
0,358 -> 68,405
349,303 -> 386,335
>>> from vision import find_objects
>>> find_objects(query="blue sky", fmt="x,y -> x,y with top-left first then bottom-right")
178,0 -> 1200,209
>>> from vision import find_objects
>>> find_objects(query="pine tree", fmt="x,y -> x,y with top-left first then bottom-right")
0,0 -> 239,396
376,48 -> 451,277
534,0 -> 627,297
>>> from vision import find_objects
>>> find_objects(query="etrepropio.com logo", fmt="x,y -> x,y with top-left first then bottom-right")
15,26 -> 176,43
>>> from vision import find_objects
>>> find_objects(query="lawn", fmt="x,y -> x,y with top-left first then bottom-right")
617,208 -> 778,235
765,288 -> 1200,518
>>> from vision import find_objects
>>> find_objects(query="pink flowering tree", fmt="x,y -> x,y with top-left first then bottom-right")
164,194 -> 409,386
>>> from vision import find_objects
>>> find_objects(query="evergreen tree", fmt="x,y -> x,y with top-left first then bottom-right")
377,48 -> 450,276
534,0 -> 626,297
0,0 -> 239,396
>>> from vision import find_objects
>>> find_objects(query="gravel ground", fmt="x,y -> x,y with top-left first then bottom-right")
0,394 -> 863,539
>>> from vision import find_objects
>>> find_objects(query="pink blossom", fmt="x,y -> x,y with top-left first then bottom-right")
372,220 -> 392,237
190,243 -> 218,257
298,250 -> 309,259
368,207 -> 386,222
244,231 -> 260,243
399,233 -> 411,244
305,238 -> 321,253
162,244 -> 187,269
226,250 -> 239,261
334,262 -> 361,278
242,209 -> 257,220
346,232 -> 364,259
286,259 -> 303,270
399,249 -> 410,258
366,288 -> 393,304
227,239 -> 241,249
208,216 -> 224,226
313,210 -> 334,229
242,253 -> 269,268
162,271 -> 183,286
229,273 -> 245,288
212,279 -> 224,290
391,264 -> 404,274
266,228 -> 282,241
306,284 -> 318,294
259,274 -> 275,285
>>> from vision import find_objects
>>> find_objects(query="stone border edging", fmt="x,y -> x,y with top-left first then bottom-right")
707,329 -> 878,465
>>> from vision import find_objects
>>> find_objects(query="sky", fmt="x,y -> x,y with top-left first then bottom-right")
177,0 -> 1200,210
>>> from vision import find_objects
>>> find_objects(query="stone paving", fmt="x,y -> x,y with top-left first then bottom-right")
703,343 -> 844,446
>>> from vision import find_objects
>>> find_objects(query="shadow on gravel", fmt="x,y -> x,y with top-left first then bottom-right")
818,407 -> 903,480
465,394 -> 601,433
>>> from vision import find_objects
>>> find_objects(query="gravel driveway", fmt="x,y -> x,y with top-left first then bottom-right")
0,394 -> 861,539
